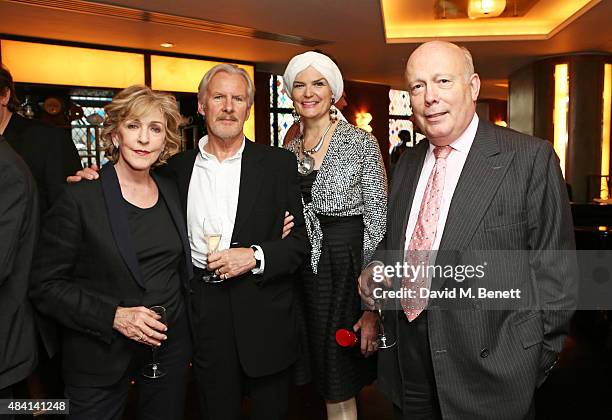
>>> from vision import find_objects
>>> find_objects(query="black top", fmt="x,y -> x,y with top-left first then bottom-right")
300,170 -> 318,204
124,196 -> 184,324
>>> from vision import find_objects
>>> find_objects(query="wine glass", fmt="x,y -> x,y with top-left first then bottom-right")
366,272 -> 396,349
141,306 -> 167,379
202,218 -> 224,283
374,298 -> 396,349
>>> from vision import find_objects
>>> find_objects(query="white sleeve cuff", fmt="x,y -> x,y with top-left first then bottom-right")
250,245 -> 265,275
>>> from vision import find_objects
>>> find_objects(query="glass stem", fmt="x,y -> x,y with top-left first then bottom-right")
151,346 -> 158,365
377,307 -> 385,335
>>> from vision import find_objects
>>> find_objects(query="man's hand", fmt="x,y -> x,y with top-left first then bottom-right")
113,306 -> 167,346
353,311 -> 379,357
66,164 -> 99,183
357,261 -> 390,310
282,211 -> 294,239
208,247 -> 256,280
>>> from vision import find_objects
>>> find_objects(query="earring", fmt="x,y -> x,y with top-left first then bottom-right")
292,109 -> 301,124
329,106 -> 338,122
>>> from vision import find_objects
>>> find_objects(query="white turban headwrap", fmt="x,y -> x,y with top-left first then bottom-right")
282,51 -> 344,104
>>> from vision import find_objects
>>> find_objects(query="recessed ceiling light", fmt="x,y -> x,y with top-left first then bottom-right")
160,42 -> 174,48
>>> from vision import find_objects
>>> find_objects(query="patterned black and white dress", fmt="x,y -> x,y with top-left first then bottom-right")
287,120 -> 387,401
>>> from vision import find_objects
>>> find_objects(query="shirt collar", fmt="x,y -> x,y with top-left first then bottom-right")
427,113 -> 479,156
198,135 -> 246,162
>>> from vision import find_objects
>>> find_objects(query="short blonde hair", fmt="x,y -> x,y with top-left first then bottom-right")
101,85 -> 184,167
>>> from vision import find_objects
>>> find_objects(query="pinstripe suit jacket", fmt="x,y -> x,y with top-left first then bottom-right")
377,119 -> 577,420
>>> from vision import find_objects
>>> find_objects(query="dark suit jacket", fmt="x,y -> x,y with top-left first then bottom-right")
29,164 -> 193,387
377,120 -> 577,420
4,113 -> 82,215
158,139 -> 309,377
0,137 -> 39,389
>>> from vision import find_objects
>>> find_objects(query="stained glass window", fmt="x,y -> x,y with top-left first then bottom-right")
276,76 -> 293,109
389,89 -> 411,116
388,88 -> 418,154
277,113 -> 295,143
70,92 -> 113,168
269,75 -> 275,108
389,118 -> 413,153
269,75 -> 294,147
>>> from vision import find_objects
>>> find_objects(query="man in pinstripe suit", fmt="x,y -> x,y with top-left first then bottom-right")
359,41 -> 576,419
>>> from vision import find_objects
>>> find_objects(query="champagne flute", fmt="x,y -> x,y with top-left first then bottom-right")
374,298 -> 396,349
368,274 -> 396,349
202,218 -> 224,283
141,305 -> 167,378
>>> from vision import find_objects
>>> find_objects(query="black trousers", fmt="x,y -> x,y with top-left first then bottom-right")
64,311 -> 191,420
190,272 -> 291,420
393,311 -> 443,420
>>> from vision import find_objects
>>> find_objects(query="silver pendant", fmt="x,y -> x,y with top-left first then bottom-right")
297,154 -> 315,176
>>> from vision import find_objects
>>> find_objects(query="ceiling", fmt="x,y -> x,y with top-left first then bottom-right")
1,0 -> 611,100
382,0 -> 600,41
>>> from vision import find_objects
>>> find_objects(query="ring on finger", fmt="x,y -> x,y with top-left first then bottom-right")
139,333 -> 145,341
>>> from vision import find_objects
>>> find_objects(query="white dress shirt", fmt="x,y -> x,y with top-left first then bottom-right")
187,135 -> 264,273
404,113 -> 479,252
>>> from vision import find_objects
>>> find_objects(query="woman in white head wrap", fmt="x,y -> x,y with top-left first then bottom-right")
283,51 -> 388,420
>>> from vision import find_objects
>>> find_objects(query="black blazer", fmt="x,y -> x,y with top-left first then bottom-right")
0,138 -> 39,389
30,164 -> 193,387
159,139 -> 309,377
4,113 -> 82,215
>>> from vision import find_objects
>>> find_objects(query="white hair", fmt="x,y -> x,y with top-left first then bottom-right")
197,64 -> 255,106
459,46 -> 475,81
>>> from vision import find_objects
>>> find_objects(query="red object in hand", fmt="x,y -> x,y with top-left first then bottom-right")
335,329 -> 358,348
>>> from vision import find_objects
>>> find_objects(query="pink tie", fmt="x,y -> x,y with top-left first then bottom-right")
402,145 -> 453,322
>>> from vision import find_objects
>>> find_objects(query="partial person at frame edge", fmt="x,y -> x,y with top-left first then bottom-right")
0,135 -> 39,420
0,65 -> 82,216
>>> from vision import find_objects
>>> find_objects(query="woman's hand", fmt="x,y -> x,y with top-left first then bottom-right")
113,306 -> 167,346
353,311 -> 379,357
282,211 -> 294,239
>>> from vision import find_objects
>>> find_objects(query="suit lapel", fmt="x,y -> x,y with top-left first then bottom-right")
99,164 -> 145,288
153,172 -> 193,285
174,149 -> 198,216
430,120 -> 515,292
231,140 -> 264,244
